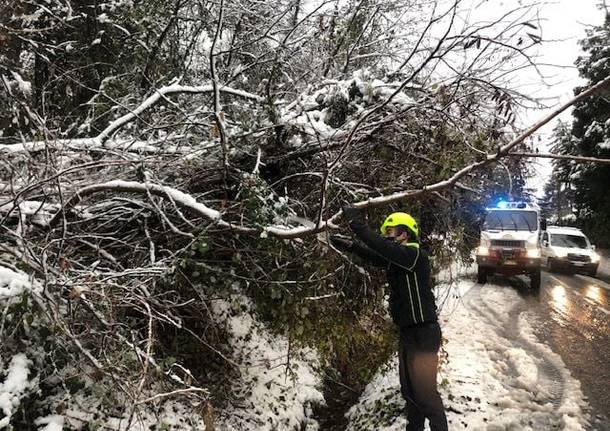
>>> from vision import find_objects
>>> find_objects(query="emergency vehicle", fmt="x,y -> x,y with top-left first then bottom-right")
476,200 -> 543,290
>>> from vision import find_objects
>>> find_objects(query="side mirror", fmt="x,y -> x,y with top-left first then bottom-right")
592,244 -> 596,250
542,240 -> 548,247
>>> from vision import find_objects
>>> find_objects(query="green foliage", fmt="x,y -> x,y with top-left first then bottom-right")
238,173 -> 290,227
325,91 -> 351,128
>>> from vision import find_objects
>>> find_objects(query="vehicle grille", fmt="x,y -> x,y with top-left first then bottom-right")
491,240 -> 525,248
501,249 -> 516,258
567,253 -> 590,262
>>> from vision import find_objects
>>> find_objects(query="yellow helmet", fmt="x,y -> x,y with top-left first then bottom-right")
380,212 -> 419,237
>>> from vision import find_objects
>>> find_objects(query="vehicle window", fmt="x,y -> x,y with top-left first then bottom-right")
549,234 -> 588,249
483,210 -> 538,231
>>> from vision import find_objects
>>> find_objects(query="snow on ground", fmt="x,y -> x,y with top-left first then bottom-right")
7,293 -> 323,430
212,294 -> 325,431
34,415 -> 65,431
55,395 -> 208,430
345,264 -> 590,430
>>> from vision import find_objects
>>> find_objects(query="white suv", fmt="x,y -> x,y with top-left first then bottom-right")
540,226 -> 600,277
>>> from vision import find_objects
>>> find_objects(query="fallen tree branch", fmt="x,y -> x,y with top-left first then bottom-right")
135,387 -> 208,405
209,0 -> 230,176
34,76 -> 610,240
270,73 -> 610,238
508,151 -> 610,165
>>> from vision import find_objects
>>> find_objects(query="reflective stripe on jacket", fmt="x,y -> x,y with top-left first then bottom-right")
348,220 -> 438,328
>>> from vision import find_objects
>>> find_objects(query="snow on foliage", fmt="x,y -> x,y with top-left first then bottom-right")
583,121 -> 604,139
0,267 -> 42,428
0,266 -> 41,301
212,294 -> 324,430
34,415 -> 65,431
42,387 -> 207,430
7,71 -> 32,97
0,264 -> 323,430
280,69 -> 415,143
0,354 -> 34,428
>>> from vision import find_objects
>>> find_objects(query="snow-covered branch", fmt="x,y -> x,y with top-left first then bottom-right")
0,83 -> 264,155
11,75 -> 610,241
47,180 -> 255,234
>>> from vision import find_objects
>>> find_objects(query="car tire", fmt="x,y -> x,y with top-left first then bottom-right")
548,258 -> 556,273
530,269 -> 541,291
588,268 -> 597,278
477,266 -> 487,284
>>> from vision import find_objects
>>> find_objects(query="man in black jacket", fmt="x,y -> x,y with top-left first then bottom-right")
331,206 -> 448,431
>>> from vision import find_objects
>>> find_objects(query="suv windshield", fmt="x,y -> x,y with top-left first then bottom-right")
483,210 -> 538,232
550,234 -> 588,249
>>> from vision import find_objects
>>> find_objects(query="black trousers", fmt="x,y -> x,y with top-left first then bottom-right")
398,322 -> 448,431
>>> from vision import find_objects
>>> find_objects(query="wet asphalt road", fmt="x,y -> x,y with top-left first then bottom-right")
509,269 -> 610,430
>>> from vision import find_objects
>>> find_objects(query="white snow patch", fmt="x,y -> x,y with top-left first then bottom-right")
9,71 -> 32,97
0,266 -> 41,300
97,13 -> 110,23
35,415 -> 65,431
0,354 -> 33,428
0,200 -> 59,226
211,294 -> 324,430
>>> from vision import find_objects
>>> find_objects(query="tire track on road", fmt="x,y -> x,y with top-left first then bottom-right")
463,282 -> 567,412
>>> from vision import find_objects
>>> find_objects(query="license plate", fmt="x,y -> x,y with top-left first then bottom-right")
504,260 -> 516,265
571,262 -> 584,266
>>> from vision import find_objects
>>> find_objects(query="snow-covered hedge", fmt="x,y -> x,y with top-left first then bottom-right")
212,294 -> 324,430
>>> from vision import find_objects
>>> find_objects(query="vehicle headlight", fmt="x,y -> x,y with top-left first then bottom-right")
591,252 -> 600,263
554,249 -> 568,258
526,248 -> 541,258
478,246 -> 489,256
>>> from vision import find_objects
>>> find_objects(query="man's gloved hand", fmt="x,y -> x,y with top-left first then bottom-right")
329,235 -> 353,252
341,205 -> 363,223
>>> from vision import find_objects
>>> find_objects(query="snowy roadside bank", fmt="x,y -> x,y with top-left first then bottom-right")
345,271 -> 590,431
0,264 -> 325,430
1,261 -> 592,430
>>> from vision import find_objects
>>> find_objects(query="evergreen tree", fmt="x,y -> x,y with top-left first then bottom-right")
539,121 -> 578,223
571,12 -> 610,246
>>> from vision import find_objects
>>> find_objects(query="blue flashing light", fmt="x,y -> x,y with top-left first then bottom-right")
496,200 -> 509,209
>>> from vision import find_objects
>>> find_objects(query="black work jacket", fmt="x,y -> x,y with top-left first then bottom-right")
349,220 -> 438,329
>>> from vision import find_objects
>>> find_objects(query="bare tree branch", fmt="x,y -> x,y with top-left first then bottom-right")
508,152 -> 610,165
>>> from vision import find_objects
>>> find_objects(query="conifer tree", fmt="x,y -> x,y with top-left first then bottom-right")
571,12 -> 610,245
